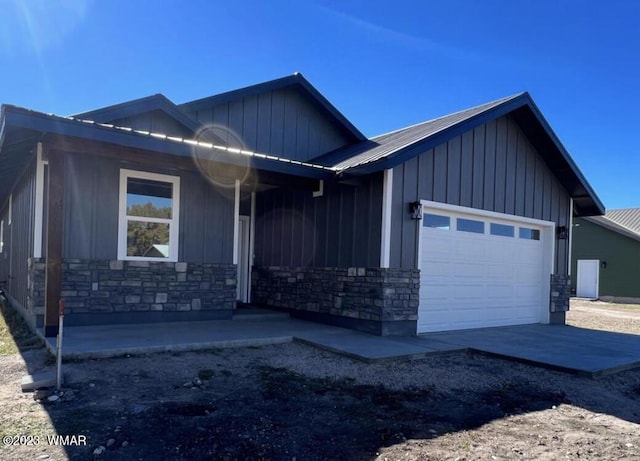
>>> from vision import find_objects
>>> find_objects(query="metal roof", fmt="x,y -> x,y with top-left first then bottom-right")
73,93 -> 203,134
316,94 -> 522,170
312,92 -> 604,217
602,208 -> 640,234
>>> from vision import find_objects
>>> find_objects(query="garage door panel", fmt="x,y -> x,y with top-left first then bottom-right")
453,263 -> 485,278
421,261 -> 452,277
418,205 -> 547,333
451,284 -> 485,299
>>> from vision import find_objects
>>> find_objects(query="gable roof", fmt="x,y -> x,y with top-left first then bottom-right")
178,73 -> 366,143
314,92 -> 604,217
583,212 -> 640,243
74,93 -> 203,134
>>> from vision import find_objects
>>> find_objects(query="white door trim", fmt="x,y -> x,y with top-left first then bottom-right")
417,200 -> 556,332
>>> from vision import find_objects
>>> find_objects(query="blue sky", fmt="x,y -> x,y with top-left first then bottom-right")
1,0 -> 638,210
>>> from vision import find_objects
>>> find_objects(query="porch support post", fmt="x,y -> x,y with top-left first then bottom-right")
44,149 -> 64,337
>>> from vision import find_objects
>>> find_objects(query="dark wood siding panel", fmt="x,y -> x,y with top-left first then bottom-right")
185,87 -> 352,161
446,137 -> 461,205
112,111 -> 194,139
401,158 -> 419,268
63,153 -> 233,263
4,162 -> 37,309
483,120 -> 497,210
504,119 -> 518,215
460,131 -> 474,207
493,118 -> 507,213
417,148 -> 434,202
254,174 -> 382,268
433,144 -> 448,203
471,125 -> 486,209
514,131 -> 527,216
64,154 -> 119,260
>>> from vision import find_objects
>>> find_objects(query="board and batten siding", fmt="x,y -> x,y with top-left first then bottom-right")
62,152 -> 235,264
390,115 -> 571,274
0,161 -> 37,310
254,174 -> 383,268
182,87 -> 353,162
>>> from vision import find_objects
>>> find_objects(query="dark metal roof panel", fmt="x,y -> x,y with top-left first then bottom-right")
0,105 -> 334,181
74,94 -> 203,134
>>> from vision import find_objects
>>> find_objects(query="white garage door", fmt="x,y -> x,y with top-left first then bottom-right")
418,206 -> 547,333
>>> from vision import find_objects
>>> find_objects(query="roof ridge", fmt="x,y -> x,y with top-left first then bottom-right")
371,92 -> 526,140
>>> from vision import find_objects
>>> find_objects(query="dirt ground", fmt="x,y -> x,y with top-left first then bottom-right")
1,299 -> 639,461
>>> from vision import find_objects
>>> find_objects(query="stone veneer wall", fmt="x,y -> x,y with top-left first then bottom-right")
252,266 -> 419,335
550,274 -> 571,312
27,258 -> 236,325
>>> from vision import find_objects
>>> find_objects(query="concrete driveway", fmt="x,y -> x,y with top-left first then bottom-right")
423,324 -> 640,376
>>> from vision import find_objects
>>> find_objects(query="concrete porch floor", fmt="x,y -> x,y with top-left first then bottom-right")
40,311 -> 640,376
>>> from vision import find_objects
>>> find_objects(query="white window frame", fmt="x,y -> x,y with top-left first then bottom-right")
118,169 -> 180,262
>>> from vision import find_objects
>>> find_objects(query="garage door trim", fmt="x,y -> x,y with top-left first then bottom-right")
416,200 -> 556,333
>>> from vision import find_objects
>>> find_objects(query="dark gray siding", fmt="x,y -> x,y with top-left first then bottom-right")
183,87 -> 353,162
62,153 -> 234,264
254,174 -> 383,268
110,110 -> 194,138
0,161 -> 36,309
390,115 -> 571,274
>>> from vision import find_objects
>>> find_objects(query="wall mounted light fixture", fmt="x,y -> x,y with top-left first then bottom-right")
556,226 -> 568,240
409,201 -> 423,220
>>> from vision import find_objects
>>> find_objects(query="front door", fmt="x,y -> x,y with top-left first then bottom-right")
576,259 -> 599,298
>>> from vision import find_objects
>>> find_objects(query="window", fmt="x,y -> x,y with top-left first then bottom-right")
118,170 -> 180,261
424,213 -> 450,230
457,218 -> 484,234
490,223 -> 515,237
519,227 -> 541,240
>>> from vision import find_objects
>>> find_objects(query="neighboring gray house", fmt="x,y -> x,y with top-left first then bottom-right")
0,73 -> 603,338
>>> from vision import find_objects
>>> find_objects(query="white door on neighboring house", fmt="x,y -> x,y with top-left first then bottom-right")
576,259 -> 599,298
236,216 -> 251,303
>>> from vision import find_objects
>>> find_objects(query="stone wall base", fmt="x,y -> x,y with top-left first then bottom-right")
252,266 -> 419,336
28,258 -> 236,326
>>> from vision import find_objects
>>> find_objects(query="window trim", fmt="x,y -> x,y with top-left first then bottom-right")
118,169 -> 180,262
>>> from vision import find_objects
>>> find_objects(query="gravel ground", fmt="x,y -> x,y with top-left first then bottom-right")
1,299 -> 639,460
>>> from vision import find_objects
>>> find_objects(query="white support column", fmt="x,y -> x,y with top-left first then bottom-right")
568,198 -> 574,276
248,191 -> 256,302
33,143 -> 46,258
232,179 -> 240,265
380,168 -> 393,268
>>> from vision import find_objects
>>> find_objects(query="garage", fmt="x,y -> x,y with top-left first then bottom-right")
417,202 -> 554,334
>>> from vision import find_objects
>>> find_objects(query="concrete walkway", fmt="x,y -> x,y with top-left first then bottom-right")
40,313 -> 640,376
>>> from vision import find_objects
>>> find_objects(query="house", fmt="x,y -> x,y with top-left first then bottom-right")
0,73 -> 604,338
572,209 -> 640,302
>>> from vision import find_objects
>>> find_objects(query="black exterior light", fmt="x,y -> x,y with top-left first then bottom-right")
556,225 -> 568,240
409,201 -> 423,220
